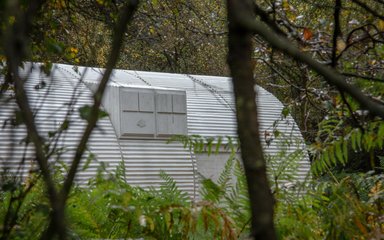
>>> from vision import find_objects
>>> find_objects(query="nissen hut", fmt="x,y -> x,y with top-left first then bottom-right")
0,63 -> 310,199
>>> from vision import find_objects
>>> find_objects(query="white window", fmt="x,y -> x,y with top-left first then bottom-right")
113,87 -> 187,138
156,92 -> 187,136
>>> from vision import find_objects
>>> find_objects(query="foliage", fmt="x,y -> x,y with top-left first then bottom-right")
1,0 -> 384,239
177,134 -> 384,239
1,137 -> 383,239
311,115 -> 384,175
118,0 -> 227,74
275,172 -> 384,240
1,0 -> 228,75
1,167 -> 238,239
0,170 -> 61,240
169,135 -> 239,156
248,0 -> 384,174
266,135 -> 306,192
178,133 -> 308,238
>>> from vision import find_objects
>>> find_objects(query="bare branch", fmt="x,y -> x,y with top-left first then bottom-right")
60,0 -> 139,202
3,0 -> 58,216
233,9 -> 384,119
351,0 -> 384,20
253,3 -> 285,37
343,72 -> 384,83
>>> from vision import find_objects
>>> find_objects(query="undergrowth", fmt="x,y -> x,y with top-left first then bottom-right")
1,146 -> 383,239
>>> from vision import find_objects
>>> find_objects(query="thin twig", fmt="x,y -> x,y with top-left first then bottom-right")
235,11 -> 384,119
60,0 -> 139,203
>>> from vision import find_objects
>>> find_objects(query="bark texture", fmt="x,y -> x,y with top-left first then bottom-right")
226,0 -> 277,239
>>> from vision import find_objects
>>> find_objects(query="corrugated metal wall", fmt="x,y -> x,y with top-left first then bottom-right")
0,64 -> 198,198
73,65 -> 310,182
0,63 -> 310,199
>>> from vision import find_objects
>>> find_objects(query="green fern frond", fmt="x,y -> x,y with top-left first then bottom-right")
159,170 -> 189,204
217,153 -> 236,190
200,178 -> 224,202
169,134 -> 237,155
114,159 -> 127,183
311,120 -> 384,175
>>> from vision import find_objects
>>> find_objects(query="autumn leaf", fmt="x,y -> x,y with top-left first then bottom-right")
282,0 -> 290,11
378,20 -> 384,31
303,28 -> 313,40
336,38 -> 346,53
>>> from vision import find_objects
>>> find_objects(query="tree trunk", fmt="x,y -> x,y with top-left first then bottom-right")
226,0 -> 277,239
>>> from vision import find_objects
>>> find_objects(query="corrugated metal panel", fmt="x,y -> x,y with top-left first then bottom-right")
1,63 -> 310,198
58,64 -> 311,182
0,63 -> 198,198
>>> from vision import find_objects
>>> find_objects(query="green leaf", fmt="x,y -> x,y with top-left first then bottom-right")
164,211 -> 171,230
378,123 -> 384,138
198,139 -> 204,153
356,130 -> 362,150
351,131 -> 357,150
215,136 -> 222,154
79,105 -> 108,122
206,137 -> 214,156
329,146 -> 336,166
40,61 -> 53,75
79,105 -> 92,121
45,38 -> 64,55
48,131 -> 57,138
282,107 -> 290,118
274,130 -> 281,138
335,143 -> 343,165
323,150 -> 330,167
98,109 -> 109,119
342,141 -> 348,164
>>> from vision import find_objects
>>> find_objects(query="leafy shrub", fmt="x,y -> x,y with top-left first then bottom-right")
1,139 -> 383,240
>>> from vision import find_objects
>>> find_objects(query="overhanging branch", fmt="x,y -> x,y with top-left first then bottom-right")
60,0 -> 139,202
233,11 -> 384,119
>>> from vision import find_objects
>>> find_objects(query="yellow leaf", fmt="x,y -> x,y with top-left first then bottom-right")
378,20 -> 384,31
8,16 -> 15,25
96,0 -> 105,5
149,26 -> 155,34
70,47 -> 78,54
337,38 -> 346,53
282,0 -> 290,10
